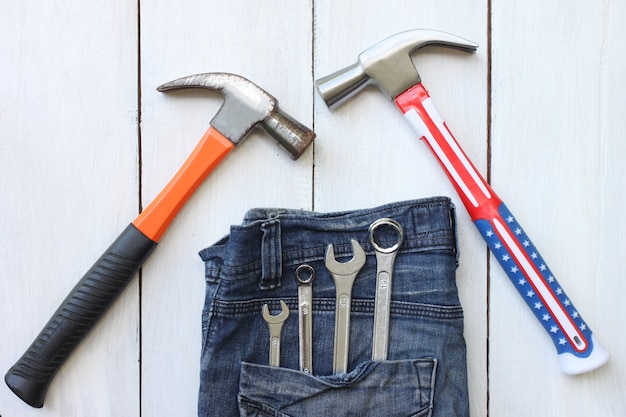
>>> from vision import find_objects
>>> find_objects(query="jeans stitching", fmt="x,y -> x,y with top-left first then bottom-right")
209,298 -> 463,319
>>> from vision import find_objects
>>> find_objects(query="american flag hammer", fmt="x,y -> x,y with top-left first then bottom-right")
316,29 -> 610,374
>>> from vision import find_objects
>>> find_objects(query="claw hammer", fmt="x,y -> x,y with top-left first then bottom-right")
5,72 -> 315,408
316,29 -> 609,375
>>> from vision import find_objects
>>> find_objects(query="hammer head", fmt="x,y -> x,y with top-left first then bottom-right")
158,73 -> 315,159
316,29 -> 478,108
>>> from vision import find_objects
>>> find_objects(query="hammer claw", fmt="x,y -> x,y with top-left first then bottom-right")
158,72 -> 315,156
316,29 -> 478,105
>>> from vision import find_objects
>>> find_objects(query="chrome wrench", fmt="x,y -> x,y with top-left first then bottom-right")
261,300 -> 290,367
369,218 -> 404,361
295,264 -> 315,373
325,239 -> 366,374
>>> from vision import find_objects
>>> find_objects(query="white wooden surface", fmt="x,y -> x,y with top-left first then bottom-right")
1,1 -> 624,416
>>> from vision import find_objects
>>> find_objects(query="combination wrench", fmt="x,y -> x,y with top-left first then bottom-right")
261,300 -> 290,367
295,264 -> 315,373
369,218 -> 404,361
325,239 -> 366,374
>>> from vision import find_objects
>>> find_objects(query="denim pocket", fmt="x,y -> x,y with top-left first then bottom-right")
198,199 -> 469,417
238,358 -> 437,417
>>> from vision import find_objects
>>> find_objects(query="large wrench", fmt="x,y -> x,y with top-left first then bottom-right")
325,239 -> 366,374
261,300 -> 290,367
295,264 -> 315,373
369,218 -> 404,361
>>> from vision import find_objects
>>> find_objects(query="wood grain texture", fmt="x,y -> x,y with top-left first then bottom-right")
490,1 -> 626,415
0,1 -> 140,416
1,1 -> 623,416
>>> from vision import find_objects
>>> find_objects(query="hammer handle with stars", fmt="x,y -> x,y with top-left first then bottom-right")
396,83 -> 609,375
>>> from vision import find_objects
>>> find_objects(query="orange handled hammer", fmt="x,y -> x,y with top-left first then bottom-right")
5,72 -> 315,408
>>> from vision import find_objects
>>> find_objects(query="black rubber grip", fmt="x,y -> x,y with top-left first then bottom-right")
4,223 -> 157,408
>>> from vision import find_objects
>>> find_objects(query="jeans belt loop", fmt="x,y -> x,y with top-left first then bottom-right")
449,204 -> 460,266
204,257 -> 222,284
259,218 -> 283,290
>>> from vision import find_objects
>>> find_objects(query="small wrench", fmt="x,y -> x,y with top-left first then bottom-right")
325,239 -> 366,374
261,300 -> 290,367
295,264 -> 315,373
369,218 -> 404,361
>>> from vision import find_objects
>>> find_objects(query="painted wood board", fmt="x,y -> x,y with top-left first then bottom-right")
490,1 -> 626,415
0,1 -> 140,416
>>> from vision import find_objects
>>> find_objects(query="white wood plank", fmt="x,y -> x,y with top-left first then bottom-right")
139,2 -> 314,415
0,1 -> 139,416
313,2 -> 489,416
491,0 -> 626,415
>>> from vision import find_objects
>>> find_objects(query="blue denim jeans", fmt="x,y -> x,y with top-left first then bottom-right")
198,197 -> 469,417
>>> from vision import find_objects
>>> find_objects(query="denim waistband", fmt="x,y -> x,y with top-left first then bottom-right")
199,197 -> 458,290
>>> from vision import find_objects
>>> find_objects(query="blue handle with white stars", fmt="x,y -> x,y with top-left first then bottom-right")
475,203 -> 609,374
398,89 -> 609,374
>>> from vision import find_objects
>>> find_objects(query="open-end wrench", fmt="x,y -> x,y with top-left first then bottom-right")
369,218 -> 404,361
295,264 -> 315,373
325,239 -> 366,374
262,300 -> 290,367
316,29 -> 609,375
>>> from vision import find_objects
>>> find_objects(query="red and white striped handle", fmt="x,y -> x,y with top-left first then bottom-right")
395,83 -> 609,374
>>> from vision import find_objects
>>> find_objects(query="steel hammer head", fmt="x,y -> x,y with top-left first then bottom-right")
158,72 -> 315,159
316,29 -> 478,108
